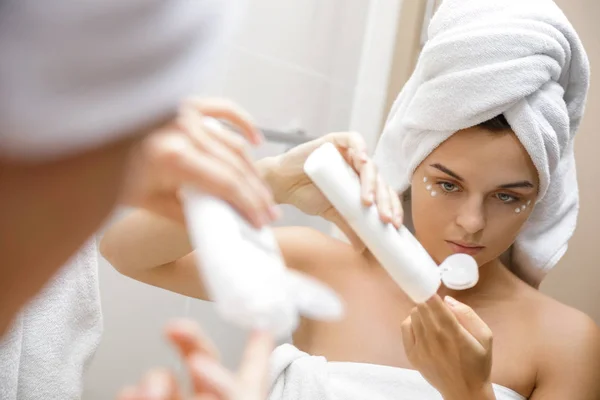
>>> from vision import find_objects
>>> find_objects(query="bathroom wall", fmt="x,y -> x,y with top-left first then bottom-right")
83,1 -> 400,398
539,0 -> 600,325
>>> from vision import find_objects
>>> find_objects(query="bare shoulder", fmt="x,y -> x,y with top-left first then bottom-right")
524,288 -> 600,396
527,289 -> 599,344
274,226 -> 366,275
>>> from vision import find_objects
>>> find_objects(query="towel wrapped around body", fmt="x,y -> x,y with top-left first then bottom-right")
268,344 -> 526,400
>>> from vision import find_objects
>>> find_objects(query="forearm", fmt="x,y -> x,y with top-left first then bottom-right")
256,156 -> 286,203
100,210 -> 193,274
120,251 -> 209,300
0,135 -> 138,334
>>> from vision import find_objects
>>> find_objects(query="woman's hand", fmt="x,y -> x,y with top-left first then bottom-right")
121,98 -> 279,228
267,131 -> 403,249
401,295 -> 495,400
117,319 -> 273,400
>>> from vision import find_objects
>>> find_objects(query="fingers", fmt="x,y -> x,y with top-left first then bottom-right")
187,353 -> 236,399
401,316 -> 416,355
184,97 -> 262,145
425,295 -> 461,334
410,307 -> 426,343
388,186 -> 404,228
180,111 -> 280,223
165,319 -> 221,361
326,131 -> 368,156
155,127 -> 273,228
167,142 -> 266,228
328,132 -> 400,228
415,301 -> 440,342
120,369 -> 182,400
358,158 -> 377,206
237,331 -> 275,398
444,296 -> 493,349
375,176 -> 394,225
180,110 -> 255,178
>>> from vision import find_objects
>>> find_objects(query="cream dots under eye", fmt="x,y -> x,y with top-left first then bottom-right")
515,199 -> 532,214
423,176 -> 439,197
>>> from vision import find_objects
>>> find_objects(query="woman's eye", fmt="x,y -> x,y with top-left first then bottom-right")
440,182 -> 459,192
497,193 -> 518,203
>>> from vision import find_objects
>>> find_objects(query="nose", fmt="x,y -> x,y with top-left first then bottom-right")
456,196 -> 486,235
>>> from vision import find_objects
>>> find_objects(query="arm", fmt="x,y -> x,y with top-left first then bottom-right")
0,0 -> 236,334
530,314 -> 600,399
101,133 -> 398,300
100,208 -> 349,300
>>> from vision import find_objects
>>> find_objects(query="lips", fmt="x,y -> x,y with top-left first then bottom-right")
446,241 -> 485,256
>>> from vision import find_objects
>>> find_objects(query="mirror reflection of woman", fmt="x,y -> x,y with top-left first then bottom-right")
102,0 -> 600,398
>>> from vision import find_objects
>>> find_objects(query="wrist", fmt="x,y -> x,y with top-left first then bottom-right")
256,156 -> 285,204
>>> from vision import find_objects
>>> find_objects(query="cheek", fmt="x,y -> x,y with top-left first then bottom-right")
485,212 -> 527,252
410,187 -> 453,260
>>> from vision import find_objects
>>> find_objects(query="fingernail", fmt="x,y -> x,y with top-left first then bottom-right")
444,296 -> 459,307
359,151 -> 369,161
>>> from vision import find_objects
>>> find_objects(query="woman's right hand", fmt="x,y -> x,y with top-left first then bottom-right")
267,132 -> 403,248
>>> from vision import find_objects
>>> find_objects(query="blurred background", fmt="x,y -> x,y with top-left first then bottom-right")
84,0 -> 600,398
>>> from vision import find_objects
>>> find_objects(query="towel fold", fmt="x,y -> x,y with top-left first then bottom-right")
374,0 -> 590,286
268,344 -> 526,400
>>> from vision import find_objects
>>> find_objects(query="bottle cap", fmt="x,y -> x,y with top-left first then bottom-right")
439,253 -> 479,290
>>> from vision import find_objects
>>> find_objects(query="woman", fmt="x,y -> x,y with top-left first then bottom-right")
102,119 -> 600,399
101,0 -> 600,398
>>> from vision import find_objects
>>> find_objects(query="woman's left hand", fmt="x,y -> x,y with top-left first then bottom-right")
401,295 -> 496,400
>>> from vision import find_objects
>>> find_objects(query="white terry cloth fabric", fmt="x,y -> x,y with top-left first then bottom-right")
0,0 -> 243,161
373,0 -> 590,287
0,239 -> 101,400
268,344 -> 525,400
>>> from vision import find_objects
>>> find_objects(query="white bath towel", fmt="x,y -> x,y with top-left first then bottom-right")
0,0 -> 243,162
373,0 -> 590,286
0,239 -> 101,400
268,344 -> 525,400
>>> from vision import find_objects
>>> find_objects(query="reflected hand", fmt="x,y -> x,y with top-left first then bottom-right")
117,319 -> 273,400
121,98 -> 279,228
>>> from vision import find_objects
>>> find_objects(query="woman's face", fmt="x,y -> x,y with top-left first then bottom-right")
411,127 -> 539,267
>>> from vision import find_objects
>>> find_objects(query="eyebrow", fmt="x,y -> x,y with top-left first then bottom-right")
498,181 -> 534,189
431,163 -> 464,181
430,163 -> 535,189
